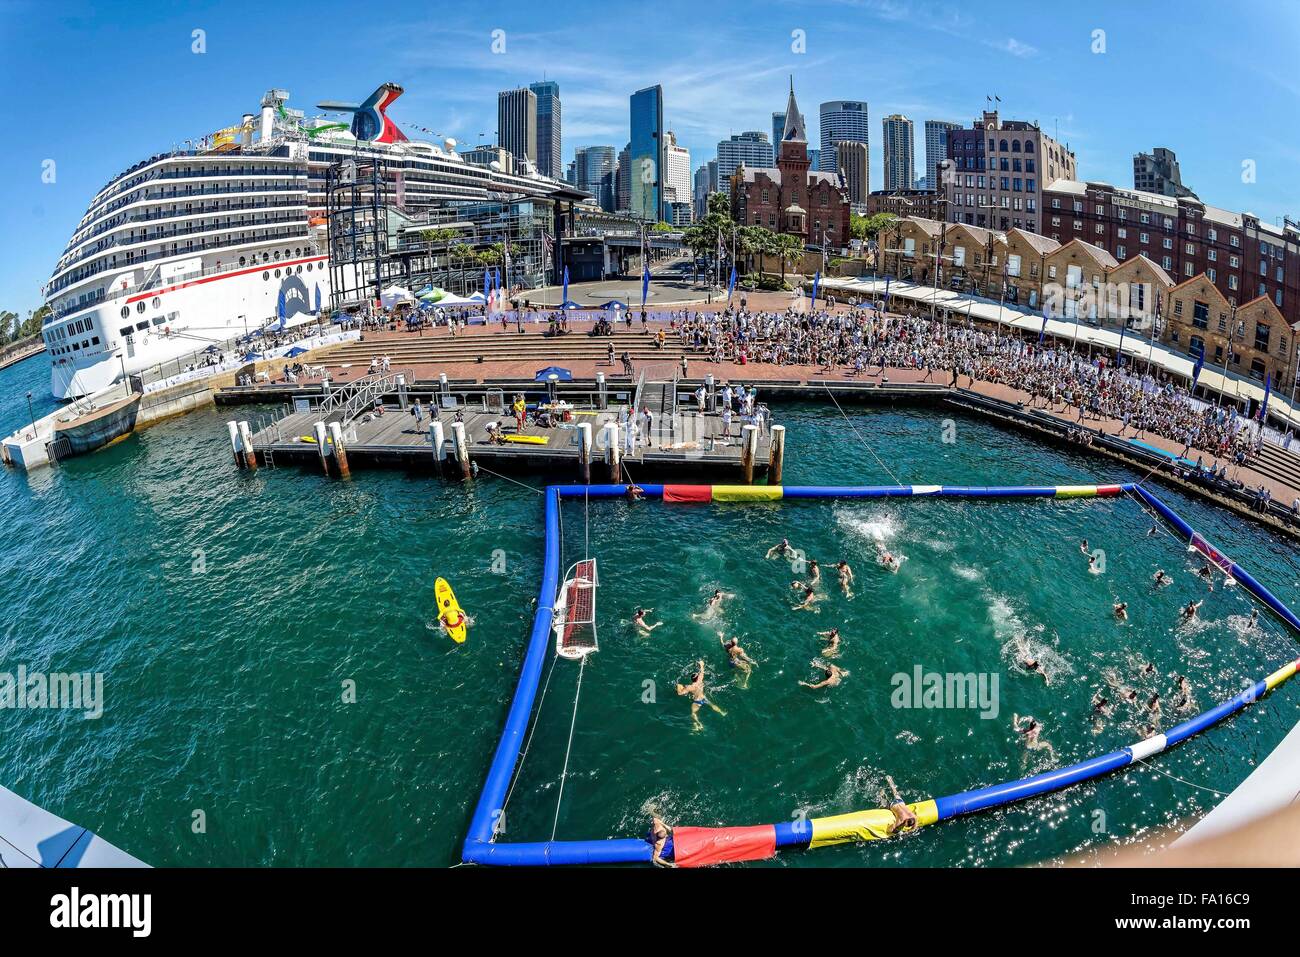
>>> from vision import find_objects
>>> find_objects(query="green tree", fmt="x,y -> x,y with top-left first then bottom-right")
774,233 -> 804,282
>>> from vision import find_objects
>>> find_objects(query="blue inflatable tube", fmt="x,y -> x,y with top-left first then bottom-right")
1133,484 -> 1300,633
463,486 -> 563,850
935,749 -> 1133,819
466,838 -> 652,866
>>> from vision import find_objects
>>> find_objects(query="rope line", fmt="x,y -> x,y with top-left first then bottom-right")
822,382 -> 904,486
551,653 -> 587,842
499,649 -> 562,825
1134,757 -> 1229,798
471,461 -> 547,495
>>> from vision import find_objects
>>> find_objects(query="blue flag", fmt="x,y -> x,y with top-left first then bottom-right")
883,276 -> 891,310
727,264 -> 737,305
1038,300 -> 1051,345
1259,373 -> 1272,421
1116,320 -> 1126,366
562,265 -> 569,306
313,283 -> 322,315
1191,346 -> 1205,390
811,271 -> 821,310
483,268 -> 490,303
641,262 -> 650,308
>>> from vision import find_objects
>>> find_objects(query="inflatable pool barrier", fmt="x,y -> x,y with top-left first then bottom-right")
461,483 -> 1300,866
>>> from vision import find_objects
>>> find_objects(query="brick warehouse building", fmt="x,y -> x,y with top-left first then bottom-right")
878,214 -> 1300,396
943,110 -> 1077,235
732,82 -> 851,250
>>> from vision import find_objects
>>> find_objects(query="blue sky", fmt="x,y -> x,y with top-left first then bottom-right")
1,0 -> 1298,318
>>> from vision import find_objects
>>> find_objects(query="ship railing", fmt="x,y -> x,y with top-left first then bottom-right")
132,320 -> 342,390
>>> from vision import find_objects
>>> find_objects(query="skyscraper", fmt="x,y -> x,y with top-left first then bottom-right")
819,100 -> 869,173
616,142 -> 632,213
629,85 -> 665,222
1133,147 -> 1196,198
836,141 -> 869,208
716,132 -> 773,199
881,114 -> 914,191
529,80 -> 561,179
771,112 -> 785,149
664,130 -> 692,222
693,163 -> 712,218
923,120 -> 960,190
497,88 -> 537,168
575,145 -> 617,211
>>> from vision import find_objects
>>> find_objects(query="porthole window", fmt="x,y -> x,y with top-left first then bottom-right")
273,250 -> 280,261
121,306 -> 130,319
263,271 -> 270,281
239,256 -> 246,267
274,268 -> 281,278
296,265 -> 302,274
151,297 -> 161,309
306,263 -> 312,272
137,302 -> 146,314
262,252 -> 269,263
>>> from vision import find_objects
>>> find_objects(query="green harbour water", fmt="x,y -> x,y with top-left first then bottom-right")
2,353 -> 1299,867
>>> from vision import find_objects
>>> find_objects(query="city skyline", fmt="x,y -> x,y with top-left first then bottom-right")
2,0 -> 1299,316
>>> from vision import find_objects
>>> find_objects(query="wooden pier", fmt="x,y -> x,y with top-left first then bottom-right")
242,374 -> 775,481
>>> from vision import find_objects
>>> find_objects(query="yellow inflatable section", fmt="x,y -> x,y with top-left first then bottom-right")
1053,485 -> 1100,498
809,800 -> 939,847
1265,659 -> 1298,691
712,486 -> 783,502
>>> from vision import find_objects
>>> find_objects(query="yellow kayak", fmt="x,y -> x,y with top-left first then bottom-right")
504,434 -> 549,445
435,577 -> 468,643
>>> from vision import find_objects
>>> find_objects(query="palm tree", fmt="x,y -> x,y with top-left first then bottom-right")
775,233 -> 804,285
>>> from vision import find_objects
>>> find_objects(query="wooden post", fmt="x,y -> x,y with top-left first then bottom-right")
429,421 -> 445,476
741,423 -> 758,484
705,374 -> 715,412
451,421 -> 471,480
604,422 -> 621,482
226,421 -> 244,469
238,421 -> 257,470
596,372 -> 607,410
396,374 -> 408,411
578,422 -> 592,484
328,422 -> 350,479
313,421 -> 330,475
768,424 -> 785,485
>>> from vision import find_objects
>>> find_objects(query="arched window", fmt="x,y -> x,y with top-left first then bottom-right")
999,139 -> 1009,152
1011,140 -> 1021,153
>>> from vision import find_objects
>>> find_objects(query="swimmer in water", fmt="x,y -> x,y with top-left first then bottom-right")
632,607 -> 663,634
1114,601 -> 1128,621
626,484 -> 645,502
792,586 -> 820,612
1087,551 -> 1101,574
1153,569 -> 1172,587
1196,562 -> 1215,591
807,560 -> 821,587
1172,675 -> 1194,712
835,560 -> 855,598
799,662 -> 849,690
1080,539 -> 1091,556
817,627 -> 841,657
885,775 -> 918,835
1147,523 -> 1159,537
647,815 -> 675,867
676,659 -> 726,731
1012,713 -> 1057,761
1248,608 -> 1259,630
876,544 -> 903,572
719,634 -> 757,688
1180,599 -> 1203,623
1091,690 -> 1112,716
697,588 -> 735,618
1147,693 -> 1162,718
766,538 -> 793,559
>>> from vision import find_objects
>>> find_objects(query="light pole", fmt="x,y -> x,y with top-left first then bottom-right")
25,391 -> 36,436
1218,310 -> 1242,408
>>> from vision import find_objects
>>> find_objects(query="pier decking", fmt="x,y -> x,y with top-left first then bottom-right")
246,378 -> 773,479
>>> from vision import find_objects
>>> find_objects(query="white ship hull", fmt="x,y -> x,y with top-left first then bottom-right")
49,253 -> 328,400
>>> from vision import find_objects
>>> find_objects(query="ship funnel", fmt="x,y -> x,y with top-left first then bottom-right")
241,114 -> 255,147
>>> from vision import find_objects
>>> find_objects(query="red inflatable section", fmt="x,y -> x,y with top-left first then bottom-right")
671,825 -> 777,867
663,485 -> 712,503
1096,485 -> 1124,496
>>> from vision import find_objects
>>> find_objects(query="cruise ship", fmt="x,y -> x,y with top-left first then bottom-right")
41,84 -> 580,399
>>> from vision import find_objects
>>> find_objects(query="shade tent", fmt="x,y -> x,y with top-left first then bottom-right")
425,291 -> 487,307
534,366 -> 573,381
819,277 -> 1300,430
380,285 -> 414,310
600,300 -> 630,311
285,346 -> 310,358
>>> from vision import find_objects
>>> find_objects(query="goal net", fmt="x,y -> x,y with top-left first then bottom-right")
553,558 -> 599,659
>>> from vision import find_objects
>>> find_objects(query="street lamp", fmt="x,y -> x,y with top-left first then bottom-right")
25,391 -> 36,437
